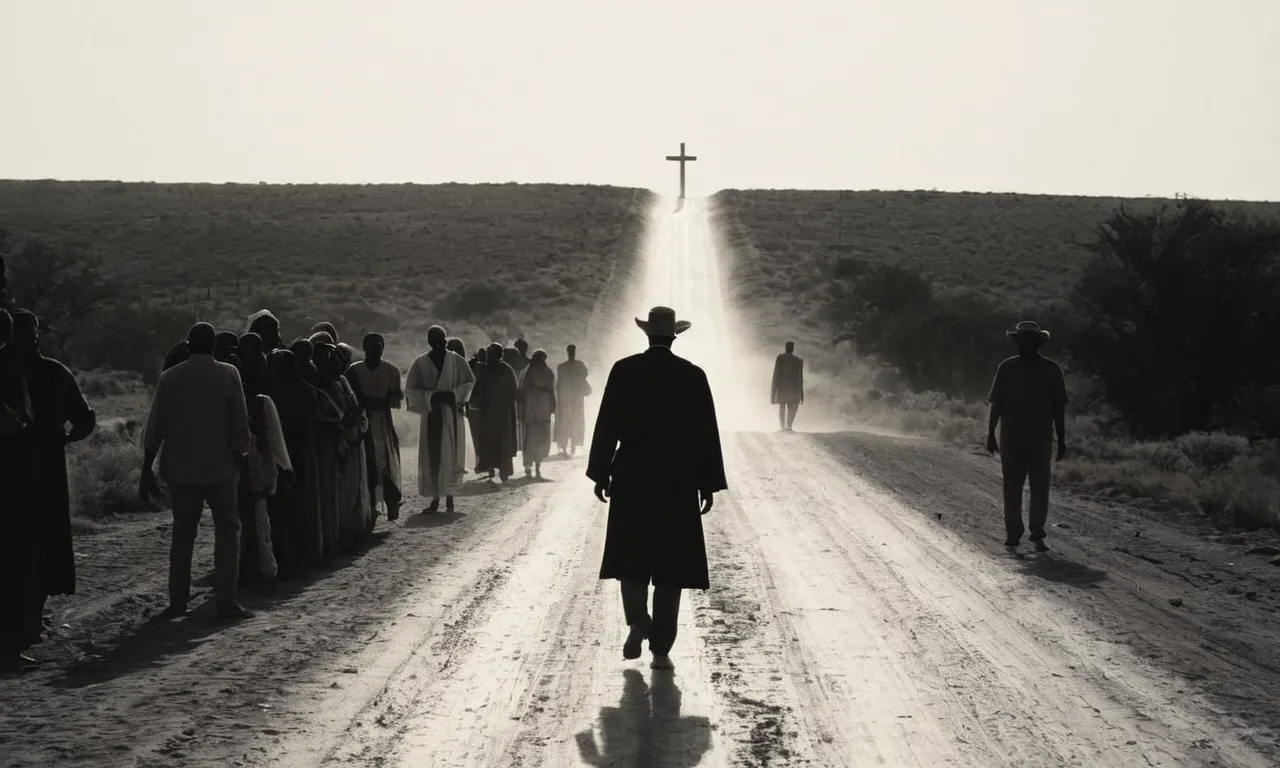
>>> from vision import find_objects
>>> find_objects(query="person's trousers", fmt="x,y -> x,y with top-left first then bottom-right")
169,482 -> 241,608
1000,446 -> 1052,542
620,577 -> 682,655
778,402 -> 799,430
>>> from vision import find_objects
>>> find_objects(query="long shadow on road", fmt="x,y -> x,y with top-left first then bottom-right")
575,668 -> 713,767
1014,550 -> 1108,589
46,531 -> 391,690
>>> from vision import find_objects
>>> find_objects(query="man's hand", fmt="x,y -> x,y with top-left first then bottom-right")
139,467 -> 161,506
699,489 -> 714,514
593,482 -> 609,503
278,468 -> 296,489
1057,441 -> 1068,461
986,433 -> 999,455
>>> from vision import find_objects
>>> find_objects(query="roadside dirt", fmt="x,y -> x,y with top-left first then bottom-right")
3,431 -> 1278,767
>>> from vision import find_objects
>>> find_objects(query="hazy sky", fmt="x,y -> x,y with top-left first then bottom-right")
2,0 -> 1277,200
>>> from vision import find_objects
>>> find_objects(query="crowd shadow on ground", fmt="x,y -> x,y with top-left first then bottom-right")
46,531 -> 393,690
574,668 -> 713,767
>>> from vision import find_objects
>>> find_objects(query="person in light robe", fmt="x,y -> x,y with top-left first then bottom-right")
235,332 -> 293,584
405,325 -> 475,513
518,349 -> 556,479
445,337 -> 473,482
466,347 -> 488,473
555,344 -> 591,457
345,333 -> 403,524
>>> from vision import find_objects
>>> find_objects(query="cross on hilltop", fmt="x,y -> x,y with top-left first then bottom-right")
665,142 -> 697,200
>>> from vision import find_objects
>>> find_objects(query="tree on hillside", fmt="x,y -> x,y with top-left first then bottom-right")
3,235 -> 114,359
1071,198 -> 1280,437
830,264 -> 1009,399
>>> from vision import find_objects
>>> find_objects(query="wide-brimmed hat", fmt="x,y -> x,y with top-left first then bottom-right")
635,306 -> 691,336
1007,320 -> 1050,341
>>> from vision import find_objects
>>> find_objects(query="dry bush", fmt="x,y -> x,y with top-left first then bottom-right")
67,420 -> 145,519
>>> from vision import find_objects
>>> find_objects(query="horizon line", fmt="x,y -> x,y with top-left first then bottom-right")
0,177 -> 1276,205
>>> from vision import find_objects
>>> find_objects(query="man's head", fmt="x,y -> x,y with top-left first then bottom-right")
427,325 -> 447,350
11,310 -> 39,356
785,341 -> 795,354
566,344 -> 576,360
363,333 -> 385,361
238,332 -> 264,362
187,322 -> 217,355
531,348 -> 548,366
475,346 -> 488,364
289,338 -> 314,367
162,341 -> 190,371
1007,320 -> 1049,356
313,343 -> 336,378
514,338 -> 529,355
487,342 -> 505,363
267,348 -> 297,384
215,331 -> 239,362
446,337 -> 465,358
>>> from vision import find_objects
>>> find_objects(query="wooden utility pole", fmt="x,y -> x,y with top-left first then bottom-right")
665,142 -> 697,200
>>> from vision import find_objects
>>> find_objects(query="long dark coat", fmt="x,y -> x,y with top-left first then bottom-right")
586,346 -> 727,590
474,361 -> 519,475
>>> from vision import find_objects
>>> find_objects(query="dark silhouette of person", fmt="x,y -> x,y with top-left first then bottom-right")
214,331 -> 240,366
986,320 -> 1069,552
556,344 -> 591,457
770,340 -> 804,431
245,310 -> 284,352
588,306 -> 727,670
575,669 -> 712,766
474,342 -> 519,482
0,310 -> 96,672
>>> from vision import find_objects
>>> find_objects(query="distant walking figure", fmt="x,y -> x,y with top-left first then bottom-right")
588,306 -> 727,670
986,321 -> 1069,552
770,341 -> 804,431
405,325 -> 475,514
141,322 -> 255,620
555,344 -> 591,457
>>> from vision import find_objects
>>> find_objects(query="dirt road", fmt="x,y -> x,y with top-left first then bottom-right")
4,431 -> 1279,767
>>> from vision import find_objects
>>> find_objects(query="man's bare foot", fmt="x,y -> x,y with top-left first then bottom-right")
650,653 -> 674,670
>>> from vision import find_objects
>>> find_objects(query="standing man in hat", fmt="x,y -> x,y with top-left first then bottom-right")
986,320 -> 1069,552
770,341 -> 804,431
587,306 -> 727,670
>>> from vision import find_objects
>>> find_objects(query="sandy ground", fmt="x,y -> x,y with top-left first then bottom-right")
3,431 -> 1279,767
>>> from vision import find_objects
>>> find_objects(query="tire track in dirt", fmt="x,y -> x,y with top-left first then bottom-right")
713,432 -> 1272,767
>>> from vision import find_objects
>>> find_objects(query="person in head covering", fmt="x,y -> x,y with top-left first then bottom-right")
246,310 -> 283,351
0,310 -> 96,671
555,344 -> 591,457
443,338 -> 474,477
404,325 -> 475,513
329,342 -> 370,548
587,306 -> 726,671
474,342 -> 519,482
518,349 -> 556,479
986,320 -> 1069,553
346,332 -> 404,524
310,341 -> 347,555
264,348 -> 324,576
234,331 -> 291,584
310,322 -> 339,345
162,340 -> 190,372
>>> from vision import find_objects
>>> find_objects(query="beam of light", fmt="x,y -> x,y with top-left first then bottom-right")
588,194 -> 774,436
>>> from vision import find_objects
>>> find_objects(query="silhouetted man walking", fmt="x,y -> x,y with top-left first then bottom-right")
141,322 -> 254,620
588,306 -> 727,670
771,340 -> 804,431
986,320 -> 1068,552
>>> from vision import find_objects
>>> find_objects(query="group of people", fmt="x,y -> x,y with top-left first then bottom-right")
138,311 -> 596,623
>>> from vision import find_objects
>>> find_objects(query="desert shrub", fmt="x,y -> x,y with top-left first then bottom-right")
77,369 -> 146,399
67,421 -> 145,519
1070,198 -> 1280,438
435,280 -> 514,319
